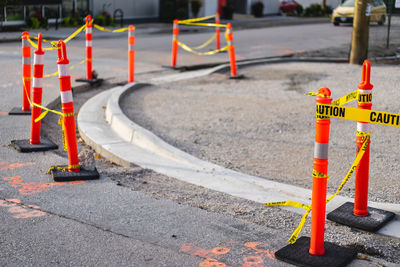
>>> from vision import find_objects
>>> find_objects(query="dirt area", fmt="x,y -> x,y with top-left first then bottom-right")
121,63 -> 400,204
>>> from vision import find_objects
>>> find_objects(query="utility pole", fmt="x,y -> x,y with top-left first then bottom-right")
349,0 -> 371,64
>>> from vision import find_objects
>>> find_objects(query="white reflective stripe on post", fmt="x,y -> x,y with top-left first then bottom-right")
86,41 -> 92,47
227,40 -> 233,46
357,122 -> 370,133
32,77 -> 43,88
34,54 -> 44,65
129,45 -> 134,51
86,27 -> 92,34
22,39 -> 29,47
314,142 -> 329,159
23,57 -> 31,65
58,64 -> 70,77
358,89 -> 372,93
60,90 -> 73,104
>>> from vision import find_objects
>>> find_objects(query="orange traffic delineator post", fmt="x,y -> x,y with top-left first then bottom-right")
10,33 -> 58,153
226,23 -> 243,79
9,32 -> 32,115
76,15 -> 103,85
50,40 -> 99,182
171,19 -> 179,68
327,60 -> 395,232
275,88 -> 357,267
215,13 -> 221,50
128,25 -> 135,83
354,60 -> 373,217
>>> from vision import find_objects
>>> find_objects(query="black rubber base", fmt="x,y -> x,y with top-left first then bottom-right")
10,139 -> 58,153
327,202 -> 395,232
229,74 -> 245,79
275,236 -> 357,267
75,78 -> 104,86
8,107 -> 31,115
51,166 -> 100,182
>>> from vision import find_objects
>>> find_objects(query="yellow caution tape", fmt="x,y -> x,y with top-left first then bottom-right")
93,24 -> 129,33
191,33 -> 217,50
317,104 -> 400,127
43,59 -> 87,78
177,40 -> 229,55
27,22 -> 87,51
264,200 -> 310,210
179,15 -> 216,23
358,92 -> 372,104
48,164 -> 80,174
178,21 -> 227,28
305,92 -> 329,98
332,90 -> 358,106
326,133 -> 370,204
58,116 -> 67,151
264,133 -> 370,244
288,208 -> 311,244
312,169 -> 329,182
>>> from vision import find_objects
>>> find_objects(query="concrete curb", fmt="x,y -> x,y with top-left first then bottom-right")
78,82 -> 400,239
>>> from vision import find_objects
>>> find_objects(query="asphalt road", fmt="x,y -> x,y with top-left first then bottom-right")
0,22 -> 395,266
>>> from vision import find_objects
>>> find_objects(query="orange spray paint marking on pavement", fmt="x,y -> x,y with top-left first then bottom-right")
3,176 -> 84,195
0,161 -> 35,171
0,198 -> 46,218
180,241 -> 276,267
0,112 -> 7,115
242,242 -> 276,262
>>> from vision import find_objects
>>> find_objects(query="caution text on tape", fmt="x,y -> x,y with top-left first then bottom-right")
316,104 -> 400,127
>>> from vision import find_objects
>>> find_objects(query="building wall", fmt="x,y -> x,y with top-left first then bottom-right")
93,0 -> 159,19
248,0 -> 280,15
296,0 -> 342,9
188,0 -> 218,18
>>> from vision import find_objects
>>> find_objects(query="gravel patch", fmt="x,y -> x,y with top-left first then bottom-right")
121,62 -> 400,204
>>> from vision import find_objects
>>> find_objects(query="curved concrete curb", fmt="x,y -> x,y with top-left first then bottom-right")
78,82 -> 400,238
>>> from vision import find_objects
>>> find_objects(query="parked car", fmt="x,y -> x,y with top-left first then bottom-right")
331,0 -> 387,26
279,0 -> 300,14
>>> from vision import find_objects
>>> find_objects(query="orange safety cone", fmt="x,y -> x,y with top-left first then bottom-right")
10,33 -> 58,152
128,25 -> 135,83
76,15 -> 103,85
9,32 -> 32,115
275,88 -> 357,267
225,23 -> 243,79
215,13 -> 221,50
171,19 -> 179,68
50,40 -> 99,182
327,60 -> 395,232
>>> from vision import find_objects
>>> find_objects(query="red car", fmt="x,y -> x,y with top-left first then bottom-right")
279,0 -> 300,14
